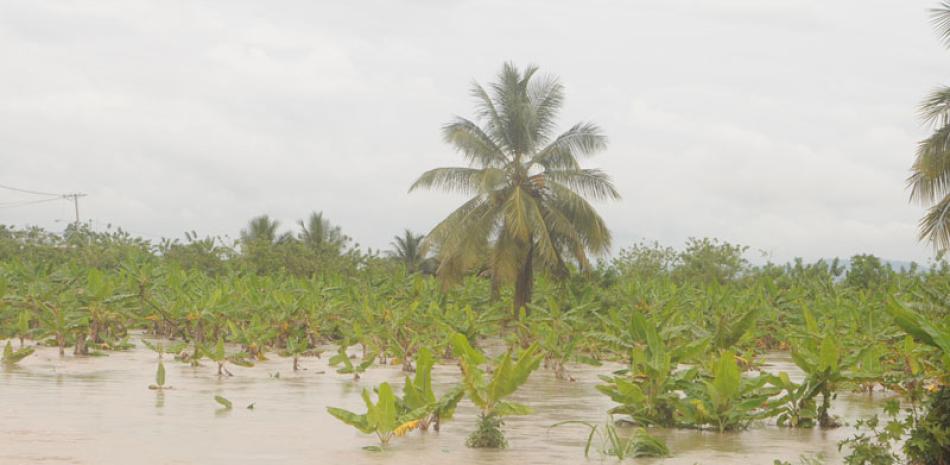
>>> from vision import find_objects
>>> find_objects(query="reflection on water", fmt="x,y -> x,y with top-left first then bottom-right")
0,337 -> 887,465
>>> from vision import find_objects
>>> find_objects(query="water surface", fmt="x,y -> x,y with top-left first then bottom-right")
0,338 -> 885,464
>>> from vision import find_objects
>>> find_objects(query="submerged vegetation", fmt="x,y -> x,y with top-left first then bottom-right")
0,58 -> 948,463
551,418 -> 670,460
1,220 -> 947,457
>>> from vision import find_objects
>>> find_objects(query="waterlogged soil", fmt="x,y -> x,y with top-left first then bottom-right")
0,336 -> 887,465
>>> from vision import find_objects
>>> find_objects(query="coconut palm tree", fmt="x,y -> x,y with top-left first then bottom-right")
388,229 -> 426,273
297,211 -> 348,253
240,215 -> 283,245
910,2 -> 950,249
410,63 -> 619,314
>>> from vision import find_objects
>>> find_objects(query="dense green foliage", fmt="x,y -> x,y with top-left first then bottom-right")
0,225 -> 947,446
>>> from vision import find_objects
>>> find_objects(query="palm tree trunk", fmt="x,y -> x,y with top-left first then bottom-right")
512,243 -> 534,317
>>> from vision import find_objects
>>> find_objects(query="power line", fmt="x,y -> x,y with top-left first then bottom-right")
0,197 -> 63,209
0,183 -> 87,222
0,183 -> 61,197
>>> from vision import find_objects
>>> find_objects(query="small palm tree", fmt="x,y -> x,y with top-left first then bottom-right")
910,3 -> 950,248
297,211 -> 348,253
388,229 -> 426,273
240,215 -> 283,245
410,63 -> 619,314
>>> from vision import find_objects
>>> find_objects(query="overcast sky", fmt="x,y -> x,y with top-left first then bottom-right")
1,0 -> 948,263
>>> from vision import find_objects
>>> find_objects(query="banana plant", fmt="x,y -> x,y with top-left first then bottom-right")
227,317 -> 276,361
182,283 -> 227,364
200,338 -> 254,376
883,336 -> 931,411
676,350 -> 780,432
39,299 -> 70,357
141,339 -> 187,360
706,306 -> 760,355
855,343 -> 887,393
596,312 -> 705,427
437,304 -> 504,348
14,311 -> 32,348
528,299 -> 600,381
2,340 -> 34,365
327,382 -> 423,446
329,342 -> 376,381
76,268 -> 134,354
791,332 -> 868,428
384,301 -> 426,372
772,372 -> 818,428
143,339 -> 185,390
887,296 -> 950,381
282,335 -> 315,372
450,332 -> 542,448
401,347 -> 464,431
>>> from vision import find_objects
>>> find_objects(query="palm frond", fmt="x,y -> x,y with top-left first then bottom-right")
492,62 -> 540,156
409,167 -> 505,195
539,203 -> 591,270
932,1 -> 950,48
531,123 -> 607,170
441,117 -> 508,168
524,193 -> 565,272
471,82 -> 512,154
502,186 -> 533,242
529,74 -> 565,146
919,195 -> 950,250
546,182 -> 612,255
544,169 -> 621,201
908,124 -> 950,205
920,86 -> 950,127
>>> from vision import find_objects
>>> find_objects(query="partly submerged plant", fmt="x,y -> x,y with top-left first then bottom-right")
450,332 -> 542,448
329,343 -> 376,381
142,339 -> 187,361
2,340 -> 33,365
792,333 -> 868,428
327,382 -> 422,446
14,311 -> 33,348
677,350 -> 780,432
773,372 -> 818,428
148,359 -> 169,390
887,297 -> 950,380
886,297 -> 950,462
551,417 -> 669,459
283,335 -> 311,372
596,312 -> 704,427
143,339 -> 183,390
201,339 -> 254,376
215,395 -> 233,410
401,347 -> 464,431
791,308 -> 870,428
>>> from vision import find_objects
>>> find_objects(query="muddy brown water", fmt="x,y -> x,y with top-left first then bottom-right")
1,336 -> 886,465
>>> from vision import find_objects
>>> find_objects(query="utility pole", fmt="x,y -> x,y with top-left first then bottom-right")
64,193 -> 87,224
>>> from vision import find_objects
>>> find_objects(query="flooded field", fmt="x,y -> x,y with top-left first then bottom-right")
1,336 -> 885,465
